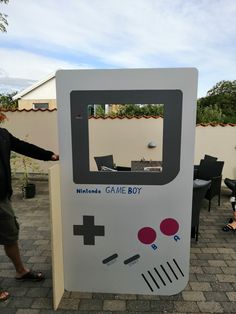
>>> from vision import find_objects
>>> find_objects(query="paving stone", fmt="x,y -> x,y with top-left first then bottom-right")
197,301 -> 224,313
115,293 -> 137,300
188,273 -> 198,281
182,291 -> 205,301
0,262 -> 14,270
190,259 -> 209,266
226,291 -> 236,301
203,291 -> 228,301
88,312 -> 113,314
39,311 -> 67,314
27,256 -> 47,263
231,252 -> 236,259
103,300 -> 126,311
216,274 -> 236,282
159,294 -> 183,301
202,266 -> 222,274
196,274 -> 217,282
7,296 -> 33,308
190,247 -> 202,253
70,291 -> 92,299
174,301 -> 199,312
196,253 -> 215,260
201,248 -> 219,253
0,270 -> 15,278
41,279 -> 52,288
126,300 -> 150,311
123,312 -> 156,314
208,259 -> 227,267
33,240 -> 49,246
217,248 -> 235,254
8,287 -> 29,297
31,298 -> 53,309
62,290 -> 71,298
137,294 -> 160,300
26,287 -> 50,298
0,309 -> 17,314
16,310 -> 39,314
220,301 -> 236,312
190,266 -> 204,274
213,253 -> 233,260
58,298 -> 79,310
210,282 -> 235,292
221,266 -> 236,274
30,264 -> 51,272
150,300 -> 174,312
79,299 -> 103,311
92,293 -> 115,300
226,260 -> 236,267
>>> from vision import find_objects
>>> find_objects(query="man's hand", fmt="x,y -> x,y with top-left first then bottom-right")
51,154 -> 59,161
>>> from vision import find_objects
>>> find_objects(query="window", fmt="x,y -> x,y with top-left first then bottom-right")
33,103 -> 49,109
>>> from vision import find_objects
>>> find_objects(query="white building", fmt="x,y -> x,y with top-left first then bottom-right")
13,73 -> 56,110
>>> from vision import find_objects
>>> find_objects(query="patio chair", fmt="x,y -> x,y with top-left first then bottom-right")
191,179 -> 211,241
203,154 -> 218,162
94,155 -> 131,171
194,155 -> 218,179
195,159 -> 224,211
94,155 -> 115,171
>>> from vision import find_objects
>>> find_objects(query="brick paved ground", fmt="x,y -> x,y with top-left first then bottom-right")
0,178 -> 236,313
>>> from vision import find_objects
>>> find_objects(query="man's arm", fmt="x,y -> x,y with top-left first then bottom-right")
10,133 -> 59,161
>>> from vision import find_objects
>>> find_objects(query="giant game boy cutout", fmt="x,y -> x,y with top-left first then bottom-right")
56,68 -> 198,295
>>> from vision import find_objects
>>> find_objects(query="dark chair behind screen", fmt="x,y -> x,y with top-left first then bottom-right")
194,155 -> 218,179
204,154 -> 218,161
191,180 -> 211,241
196,160 -> 224,211
94,155 -> 114,171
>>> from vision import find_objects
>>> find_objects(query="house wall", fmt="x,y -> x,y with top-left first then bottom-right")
18,99 -> 57,110
2,110 -> 236,179
17,77 -> 56,110
3,110 -> 59,173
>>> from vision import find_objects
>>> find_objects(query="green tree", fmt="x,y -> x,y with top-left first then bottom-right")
117,104 -> 164,117
196,104 -> 224,124
197,80 -> 236,123
0,0 -> 9,33
94,105 -> 105,117
207,80 -> 236,96
0,92 -> 18,109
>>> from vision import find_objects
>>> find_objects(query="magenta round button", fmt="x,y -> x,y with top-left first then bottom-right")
137,227 -> 157,244
160,218 -> 179,236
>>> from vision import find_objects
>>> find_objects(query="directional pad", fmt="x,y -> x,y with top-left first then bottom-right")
73,216 -> 105,245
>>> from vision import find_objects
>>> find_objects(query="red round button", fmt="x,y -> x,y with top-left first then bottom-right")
137,227 -> 157,244
160,218 -> 179,236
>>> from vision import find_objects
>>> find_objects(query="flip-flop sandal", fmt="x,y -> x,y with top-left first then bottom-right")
222,224 -> 236,232
0,290 -> 10,302
15,270 -> 45,282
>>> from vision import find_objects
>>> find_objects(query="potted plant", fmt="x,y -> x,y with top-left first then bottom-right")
11,151 -> 42,199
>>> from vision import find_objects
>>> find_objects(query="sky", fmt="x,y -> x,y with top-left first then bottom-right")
0,0 -> 236,98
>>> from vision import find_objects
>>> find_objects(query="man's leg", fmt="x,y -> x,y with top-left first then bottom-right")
228,196 -> 236,228
4,241 -> 44,280
223,196 -> 236,231
4,242 -> 29,278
